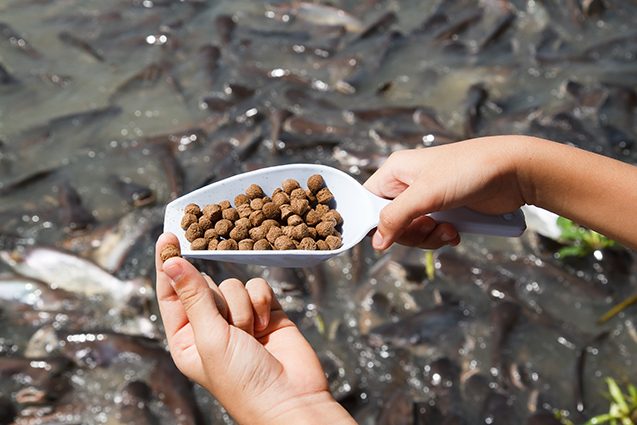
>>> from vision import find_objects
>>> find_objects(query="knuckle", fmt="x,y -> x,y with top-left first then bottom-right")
175,282 -> 206,311
219,278 -> 244,291
379,207 -> 398,231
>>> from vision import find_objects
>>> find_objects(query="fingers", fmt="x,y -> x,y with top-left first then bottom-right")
156,233 -> 189,342
219,279 -> 255,336
363,151 -> 414,199
373,182 -> 440,250
162,255 -> 228,347
201,273 -> 230,321
394,219 -> 460,249
245,278 -> 274,332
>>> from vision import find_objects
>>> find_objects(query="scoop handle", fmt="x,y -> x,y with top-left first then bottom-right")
368,192 -> 526,237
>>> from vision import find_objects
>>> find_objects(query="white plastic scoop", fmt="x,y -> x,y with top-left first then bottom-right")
163,164 -> 526,267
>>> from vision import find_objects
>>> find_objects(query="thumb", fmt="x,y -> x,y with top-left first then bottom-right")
374,181 -> 440,250
162,258 -> 227,342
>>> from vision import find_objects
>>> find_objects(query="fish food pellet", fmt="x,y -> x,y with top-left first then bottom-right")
217,239 -> 238,250
291,198 -> 310,216
282,179 -> 300,194
181,213 -> 198,230
234,194 -> 250,206
307,174 -> 325,194
250,198 -> 264,210
316,187 -> 334,204
203,204 -> 222,222
249,210 -> 265,227
253,239 -> 272,250
191,237 -> 208,250
177,174 -> 342,251
208,238 -> 219,250
325,235 -> 342,250
246,184 -> 265,199
262,202 -> 279,219
160,244 -> 181,261
272,191 -> 290,207
184,203 -> 201,217
185,223 -> 203,242
238,239 -> 254,250
267,226 -> 283,244
230,225 -> 249,241
214,219 -> 233,237
305,209 -> 321,226
274,235 -> 295,250
198,216 -> 212,231
222,207 -> 239,222
298,237 -> 316,250
290,187 -> 307,201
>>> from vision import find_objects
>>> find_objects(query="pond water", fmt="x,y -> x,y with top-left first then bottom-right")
1,0 -> 636,424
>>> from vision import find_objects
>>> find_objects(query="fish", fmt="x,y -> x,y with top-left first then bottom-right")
109,175 -> 155,208
214,14 -> 235,45
0,275 -> 80,312
0,247 -> 150,303
294,3 -> 364,33
56,181 -> 96,231
0,356 -> 72,399
574,331 -> 610,413
57,331 -> 205,425
118,381 -> 159,425
464,83 -> 488,138
0,22 -> 41,57
489,300 -> 521,373
0,62 -> 19,85
58,31 -> 104,62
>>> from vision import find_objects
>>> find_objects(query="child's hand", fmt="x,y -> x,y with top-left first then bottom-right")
155,233 -> 355,425
364,136 -> 528,250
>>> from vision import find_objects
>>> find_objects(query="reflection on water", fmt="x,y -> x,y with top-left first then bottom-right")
1,0 -> 636,423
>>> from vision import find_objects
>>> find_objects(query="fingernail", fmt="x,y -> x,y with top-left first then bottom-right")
372,231 -> 384,248
163,259 -> 183,282
441,231 -> 456,242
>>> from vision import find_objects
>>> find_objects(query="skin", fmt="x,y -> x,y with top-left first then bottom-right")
157,136 -> 636,423
155,233 -> 356,425
365,136 -> 637,251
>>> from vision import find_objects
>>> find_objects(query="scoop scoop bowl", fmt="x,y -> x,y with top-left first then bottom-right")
163,164 -> 526,268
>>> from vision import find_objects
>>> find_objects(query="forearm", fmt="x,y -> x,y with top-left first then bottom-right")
515,136 -> 637,250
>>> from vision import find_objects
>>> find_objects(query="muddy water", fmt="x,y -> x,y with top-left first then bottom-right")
1,0 -> 636,424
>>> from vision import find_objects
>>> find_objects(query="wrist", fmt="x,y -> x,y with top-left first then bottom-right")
507,135 -> 547,207
256,391 -> 356,425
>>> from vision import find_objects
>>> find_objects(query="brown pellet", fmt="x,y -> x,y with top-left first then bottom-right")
234,194 -> 250,206
305,189 -> 317,204
249,226 -> 267,241
219,200 -> 231,210
230,225 -> 250,241
290,187 -> 307,201
185,223 -> 203,242
235,217 -> 252,229
298,237 -> 317,250
308,227 -> 318,240
280,204 -> 294,221
237,203 -> 253,218
315,204 -> 330,215
246,184 -> 265,199
316,221 -> 335,238
292,223 -> 310,241
291,198 -> 310,216
160,244 -> 181,261
181,213 -> 198,230
262,196 -> 272,204
274,235 -> 296,250
282,226 -> 293,238
204,228 -> 218,240
214,219 -> 233,237
238,239 -> 255,250
202,204 -> 222,222
325,235 -> 342,250
272,191 -> 290,207
316,187 -> 334,204
261,219 -> 279,232
198,216 -> 212,231
271,187 -> 283,197
222,207 -> 239,222
316,240 -> 329,250
267,226 -> 283,244
307,174 -> 325,194
250,198 -> 264,210
191,238 -> 209,250
305,209 -> 321,226
208,238 -> 219,250
184,203 -> 201,217
249,210 -> 265,227
262,202 -> 280,219
282,179 -> 300,194
253,239 -> 272,250
217,239 -> 238,250
287,214 -> 303,227
323,210 -> 343,226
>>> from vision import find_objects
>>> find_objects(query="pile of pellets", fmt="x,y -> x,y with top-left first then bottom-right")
179,175 -> 343,251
